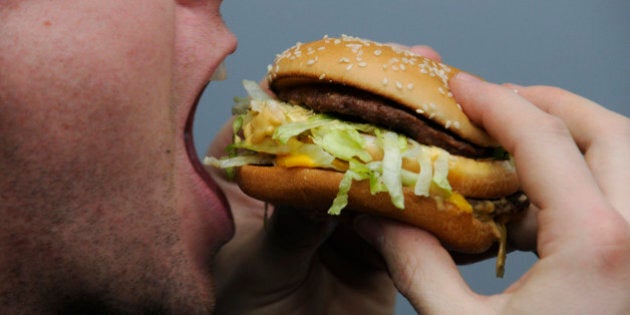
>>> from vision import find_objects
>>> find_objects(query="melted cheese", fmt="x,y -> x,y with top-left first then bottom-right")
447,192 -> 473,213
276,154 -> 317,168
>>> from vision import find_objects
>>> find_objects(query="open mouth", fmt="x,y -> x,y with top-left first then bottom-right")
184,85 -> 234,241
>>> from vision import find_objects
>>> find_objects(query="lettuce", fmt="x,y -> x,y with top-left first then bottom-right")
243,80 -> 273,101
414,147 -> 433,197
203,154 -> 274,169
207,80 -> 458,216
381,131 -> 405,209
432,151 -> 452,196
311,124 -> 373,163
329,159 -> 371,215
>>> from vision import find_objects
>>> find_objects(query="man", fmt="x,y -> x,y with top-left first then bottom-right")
2,0 -> 629,314
1,0 -> 238,312
1,1 -> 395,313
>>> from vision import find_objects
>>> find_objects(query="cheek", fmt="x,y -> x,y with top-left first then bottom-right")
0,1 -> 179,213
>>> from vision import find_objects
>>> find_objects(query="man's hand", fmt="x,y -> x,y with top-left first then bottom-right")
355,73 -> 630,314
207,46 -> 445,314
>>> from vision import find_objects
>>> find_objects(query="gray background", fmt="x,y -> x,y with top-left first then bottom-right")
195,1 -> 629,313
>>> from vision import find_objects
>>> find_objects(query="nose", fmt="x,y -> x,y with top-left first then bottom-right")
221,27 -> 238,57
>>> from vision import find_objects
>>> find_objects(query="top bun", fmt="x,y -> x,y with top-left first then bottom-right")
267,35 -> 497,147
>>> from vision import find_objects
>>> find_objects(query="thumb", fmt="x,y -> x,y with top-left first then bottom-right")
355,216 -> 491,314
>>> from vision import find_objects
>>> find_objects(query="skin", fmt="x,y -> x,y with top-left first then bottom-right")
0,0 -> 412,312
1,0 -> 236,312
2,0 -> 628,313
355,74 -> 630,314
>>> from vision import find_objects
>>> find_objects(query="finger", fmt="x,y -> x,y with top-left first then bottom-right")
408,45 -> 442,62
355,216 -> 490,314
506,84 -> 630,217
386,43 -> 442,62
449,73 -> 610,250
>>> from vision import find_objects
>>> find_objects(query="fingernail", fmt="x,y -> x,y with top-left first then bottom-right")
354,215 -> 383,247
454,71 -> 482,83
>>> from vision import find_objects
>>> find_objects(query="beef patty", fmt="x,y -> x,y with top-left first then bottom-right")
275,84 -> 494,158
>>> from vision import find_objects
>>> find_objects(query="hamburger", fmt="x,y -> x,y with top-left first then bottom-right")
206,35 -> 528,276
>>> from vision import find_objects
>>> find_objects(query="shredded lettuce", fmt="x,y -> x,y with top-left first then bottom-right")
204,154 -> 274,169
432,151 -> 452,196
381,131 -> 405,209
311,125 -> 372,163
273,115 -> 333,144
329,159 -> 370,215
243,80 -> 272,101
206,80 -> 461,216
414,147 -> 433,197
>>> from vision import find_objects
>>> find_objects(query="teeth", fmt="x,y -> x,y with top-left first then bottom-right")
210,61 -> 227,81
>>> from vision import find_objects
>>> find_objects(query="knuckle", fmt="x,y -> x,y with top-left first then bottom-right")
539,114 -> 571,139
585,210 -> 630,276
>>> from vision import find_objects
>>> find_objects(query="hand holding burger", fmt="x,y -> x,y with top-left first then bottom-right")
354,67 -> 630,313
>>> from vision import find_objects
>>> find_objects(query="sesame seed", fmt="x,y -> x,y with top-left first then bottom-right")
339,57 -> 351,63
334,39 -> 341,44
396,81 -> 403,89
382,78 -> 389,86
453,121 -> 461,129
400,64 -> 407,71
319,73 -> 326,80
445,120 -> 452,129
358,62 -> 368,67
267,64 -> 272,72
346,64 -> 354,71
346,44 -> 363,52
306,58 -> 317,66
374,50 -> 383,56
407,83 -> 414,90
416,109 -> 425,114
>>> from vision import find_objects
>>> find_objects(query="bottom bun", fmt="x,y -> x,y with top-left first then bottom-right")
236,165 -> 504,253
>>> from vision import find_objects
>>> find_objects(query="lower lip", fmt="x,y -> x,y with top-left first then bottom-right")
185,91 -> 235,247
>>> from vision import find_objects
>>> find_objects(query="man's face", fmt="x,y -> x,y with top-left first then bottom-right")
0,0 -> 236,312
